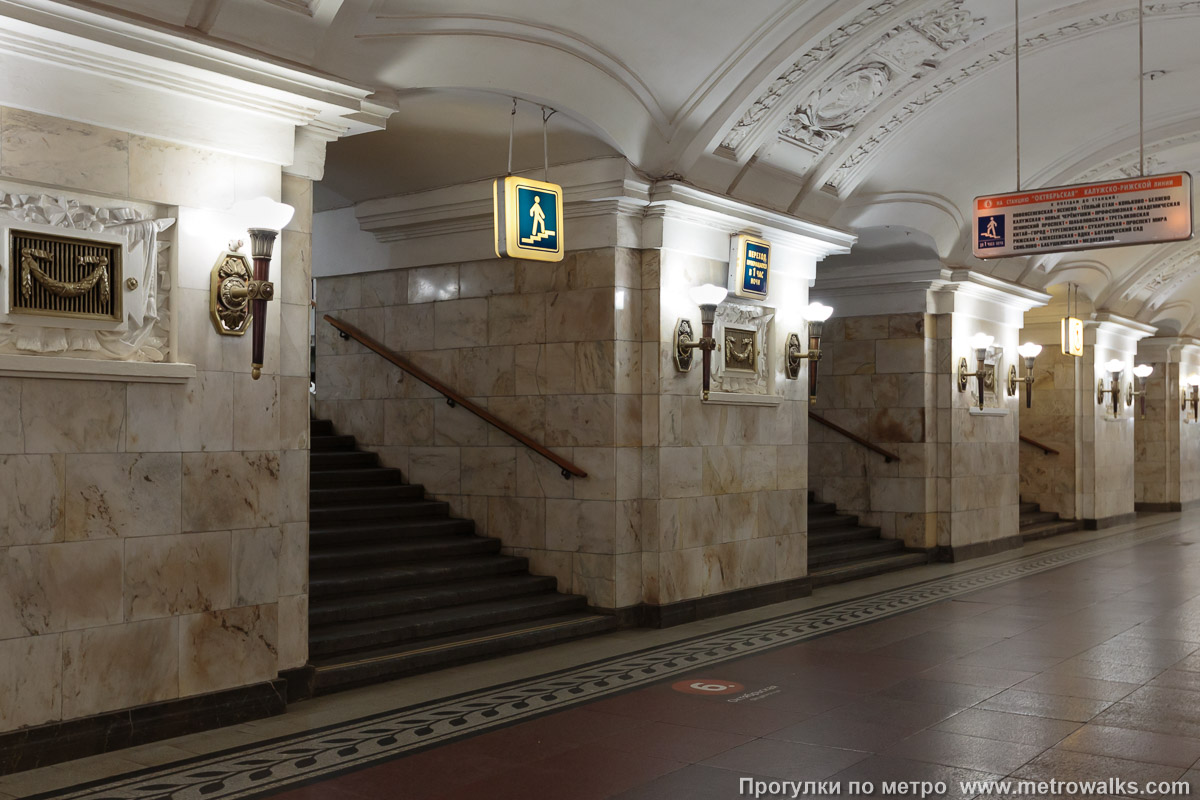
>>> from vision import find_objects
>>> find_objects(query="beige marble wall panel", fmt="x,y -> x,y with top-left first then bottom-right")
282,174 -> 313,233
278,449 -> 308,525
0,379 -> 22,454
572,552 -> 615,608
22,380 -> 126,453
0,454 -> 64,546
545,395 -> 615,447
124,531 -> 231,621
61,617 -> 179,719
408,448 -> 461,496
488,497 -> 546,549
65,452 -> 180,540
280,376 -> 311,451
129,136 -> 237,209
276,593 -> 308,671
179,604 -> 277,696
434,299 -> 488,350
409,265 -> 459,303
571,447 -> 616,500
232,528 -> 281,607
279,521 -> 308,597
361,270 -> 408,308
0,109 -> 129,196
0,540 -> 122,638
280,303 -> 312,380
460,447 -> 517,495
546,289 -> 615,342
0,634 -> 60,730
460,260 -> 516,298
181,451 -> 280,531
280,231 -> 314,306
546,499 -> 617,554
125,372 -> 234,453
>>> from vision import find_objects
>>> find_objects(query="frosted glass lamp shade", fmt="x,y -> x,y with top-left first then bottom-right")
1105,359 -> 1125,374
1018,342 -> 1043,359
1133,364 -> 1154,379
805,302 -> 834,322
969,332 -> 994,351
689,283 -> 728,309
1189,375 -> 1200,387
236,196 -> 295,231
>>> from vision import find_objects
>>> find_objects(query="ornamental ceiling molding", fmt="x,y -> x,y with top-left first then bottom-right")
718,0 -> 905,154
824,1 -> 1200,196
776,1 -> 983,155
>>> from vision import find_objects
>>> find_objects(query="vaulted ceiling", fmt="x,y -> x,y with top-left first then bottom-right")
60,0 -> 1200,334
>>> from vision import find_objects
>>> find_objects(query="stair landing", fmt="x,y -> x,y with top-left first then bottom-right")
806,492 -> 929,588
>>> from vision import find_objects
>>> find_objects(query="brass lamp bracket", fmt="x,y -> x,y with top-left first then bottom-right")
1007,364 -> 1017,396
957,357 -> 970,392
210,248 -> 255,336
674,318 -> 696,371
785,332 -> 805,380
1126,382 -> 1135,407
1096,379 -> 1107,406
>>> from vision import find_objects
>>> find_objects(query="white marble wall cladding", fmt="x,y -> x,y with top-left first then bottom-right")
811,312 -> 936,548
65,453 -> 181,539
0,634 -> 61,730
1136,362 -> 1200,507
1019,333 -> 1078,518
179,605 -> 278,696
0,106 -> 311,735
318,246 -> 810,611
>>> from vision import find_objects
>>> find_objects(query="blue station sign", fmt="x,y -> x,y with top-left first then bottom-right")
493,175 -> 565,262
730,234 -> 770,299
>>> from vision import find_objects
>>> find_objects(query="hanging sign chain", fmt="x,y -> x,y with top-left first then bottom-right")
541,105 -> 557,183
507,97 -> 517,176
1138,0 -> 1145,176
1014,0 -> 1021,191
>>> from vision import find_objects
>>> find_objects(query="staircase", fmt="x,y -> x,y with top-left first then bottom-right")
308,418 -> 617,693
807,492 -> 929,588
1019,498 -> 1081,541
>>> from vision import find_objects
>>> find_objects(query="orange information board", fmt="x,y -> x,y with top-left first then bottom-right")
973,173 -> 1192,259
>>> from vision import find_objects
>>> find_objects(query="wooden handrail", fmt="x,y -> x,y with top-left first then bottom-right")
1019,434 -> 1059,456
809,412 -> 901,463
324,315 -> 587,479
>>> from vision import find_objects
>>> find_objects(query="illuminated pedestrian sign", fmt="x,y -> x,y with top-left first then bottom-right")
730,234 -> 770,299
1062,317 -> 1084,357
493,176 -> 564,262
973,172 -> 1193,259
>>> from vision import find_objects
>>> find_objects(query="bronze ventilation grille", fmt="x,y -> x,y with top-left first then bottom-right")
9,229 -> 121,322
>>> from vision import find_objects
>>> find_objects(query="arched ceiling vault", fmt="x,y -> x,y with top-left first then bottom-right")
60,0 -> 1200,335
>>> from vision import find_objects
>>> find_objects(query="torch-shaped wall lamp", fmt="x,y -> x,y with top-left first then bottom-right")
209,197 -> 294,379
1006,342 -> 1042,408
674,283 -> 728,400
1096,358 -> 1126,417
1128,363 -> 1154,419
957,332 -> 995,411
1183,374 -> 1200,422
785,301 -> 834,402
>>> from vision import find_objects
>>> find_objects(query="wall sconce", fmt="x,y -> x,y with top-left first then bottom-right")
674,283 -> 728,400
209,197 -> 294,379
1183,374 -> 1200,421
957,332 -> 995,411
1129,363 -> 1154,419
1006,342 -> 1042,408
785,301 -> 834,402
1096,358 -> 1125,417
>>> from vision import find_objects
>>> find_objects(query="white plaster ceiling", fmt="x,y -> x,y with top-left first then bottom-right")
54,0 -> 1200,335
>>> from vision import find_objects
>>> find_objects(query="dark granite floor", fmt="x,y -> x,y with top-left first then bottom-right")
259,524 -> 1200,800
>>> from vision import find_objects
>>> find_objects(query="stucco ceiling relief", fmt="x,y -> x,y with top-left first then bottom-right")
777,1 -> 983,155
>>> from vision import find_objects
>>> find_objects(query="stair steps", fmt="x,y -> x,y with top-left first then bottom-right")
306,418 -> 615,693
1019,498 -> 1081,541
807,491 -> 929,588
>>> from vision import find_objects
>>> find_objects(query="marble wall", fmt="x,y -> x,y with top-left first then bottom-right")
1019,322 -> 1079,519
1135,345 -> 1200,509
314,245 -> 812,610
809,312 -> 935,548
0,107 -> 309,734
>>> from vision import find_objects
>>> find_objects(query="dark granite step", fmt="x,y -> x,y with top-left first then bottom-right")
309,535 -> 500,571
310,450 -> 379,470
311,613 -> 618,693
1019,510 -> 1060,528
807,513 -> 864,532
311,418 -> 335,436
808,538 -> 907,569
309,593 -> 589,657
311,434 -> 357,452
310,484 -> 425,507
310,500 -> 450,526
310,517 -> 473,548
810,552 -> 930,588
310,555 -> 530,598
309,574 -> 560,627
310,467 -> 407,489
1021,519 -> 1081,542
808,525 -> 882,548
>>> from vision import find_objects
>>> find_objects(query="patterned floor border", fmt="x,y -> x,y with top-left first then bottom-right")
34,518 -> 1184,800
